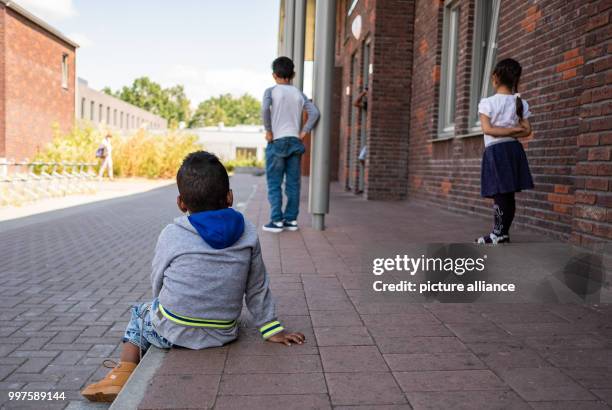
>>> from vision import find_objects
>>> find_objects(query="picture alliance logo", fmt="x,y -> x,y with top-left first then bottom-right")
372,254 -> 488,277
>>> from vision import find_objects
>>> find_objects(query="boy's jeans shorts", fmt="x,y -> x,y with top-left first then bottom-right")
122,298 -> 172,353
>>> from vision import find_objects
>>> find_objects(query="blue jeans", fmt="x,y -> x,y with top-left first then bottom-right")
122,299 -> 172,353
265,137 -> 305,222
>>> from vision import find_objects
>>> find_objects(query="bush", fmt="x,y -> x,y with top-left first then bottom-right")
36,123 -> 203,179
223,158 -> 265,173
112,130 -> 202,178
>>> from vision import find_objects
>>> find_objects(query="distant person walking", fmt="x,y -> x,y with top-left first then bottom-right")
261,57 -> 320,233
97,133 -> 114,181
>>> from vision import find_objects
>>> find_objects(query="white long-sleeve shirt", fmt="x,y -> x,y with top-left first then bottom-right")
261,84 -> 320,139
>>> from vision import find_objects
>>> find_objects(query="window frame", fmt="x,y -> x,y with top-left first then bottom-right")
437,0 -> 461,138
347,0 -> 359,16
468,0 -> 501,132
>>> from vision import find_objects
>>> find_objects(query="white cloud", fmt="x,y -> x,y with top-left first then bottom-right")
68,32 -> 93,48
15,0 -> 77,21
160,65 -> 272,105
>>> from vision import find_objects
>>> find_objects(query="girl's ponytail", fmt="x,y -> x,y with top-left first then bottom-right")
514,88 -> 524,121
493,58 -> 524,120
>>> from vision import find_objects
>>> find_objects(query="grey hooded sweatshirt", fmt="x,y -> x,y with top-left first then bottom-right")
149,208 -> 282,349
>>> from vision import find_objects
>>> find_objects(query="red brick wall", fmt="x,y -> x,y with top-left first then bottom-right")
404,0 -> 610,242
332,0 -> 611,242
367,0 -> 415,200
572,0 -> 612,245
336,0 -> 375,190
3,7 -> 76,161
335,0 -> 415,200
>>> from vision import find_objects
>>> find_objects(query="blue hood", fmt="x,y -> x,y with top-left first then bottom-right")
188,208 -> 245,249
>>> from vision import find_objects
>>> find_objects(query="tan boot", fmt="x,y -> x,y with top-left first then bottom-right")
81,361 -> 137,402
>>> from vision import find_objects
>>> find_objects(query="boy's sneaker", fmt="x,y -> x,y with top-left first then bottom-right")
81,360 -> 136,402
263,221 -> 284,233
476,233 -> 510,245
283,220 -> 299,231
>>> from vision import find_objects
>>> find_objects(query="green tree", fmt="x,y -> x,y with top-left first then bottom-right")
104,77 -> 191,128
189,94 -> 261,128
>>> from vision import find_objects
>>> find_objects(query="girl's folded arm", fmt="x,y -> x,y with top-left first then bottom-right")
480,114 -> 526,137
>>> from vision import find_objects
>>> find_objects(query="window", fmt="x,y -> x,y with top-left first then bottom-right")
61,54 -> 69,89
107,107 -> 111,124
469,0 -> 501,130
90,101 -> 95,121
346,0 -> 358,16
114,109 -> 117,126
438,0 -> 460,136
99,104 -> 103,123
120,112 -> 124,128
344,0 -> 359,40
80,98 -> 86,119
236,147 -> 257,160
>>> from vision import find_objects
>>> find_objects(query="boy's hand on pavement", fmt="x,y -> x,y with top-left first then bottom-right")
266,131 -> 274,142
267,331 -> 306,346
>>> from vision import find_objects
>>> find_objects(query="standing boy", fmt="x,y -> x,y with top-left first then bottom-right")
261,57 -> 320,233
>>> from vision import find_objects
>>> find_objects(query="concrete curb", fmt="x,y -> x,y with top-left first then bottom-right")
110,347 -> 167,410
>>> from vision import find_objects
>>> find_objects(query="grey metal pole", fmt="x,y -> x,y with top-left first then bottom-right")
309,0 -> 335,231
293,0 -> 307,90
283,0 -> 295,58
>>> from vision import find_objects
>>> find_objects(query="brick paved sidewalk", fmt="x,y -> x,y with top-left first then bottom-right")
136,178 -> 612,410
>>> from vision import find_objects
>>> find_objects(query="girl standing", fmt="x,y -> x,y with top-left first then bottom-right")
476,58 -> 534,244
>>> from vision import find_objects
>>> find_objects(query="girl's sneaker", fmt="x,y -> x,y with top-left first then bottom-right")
263,221 -> 284,233
283,220 -> 299,231
476,233 -> 510,245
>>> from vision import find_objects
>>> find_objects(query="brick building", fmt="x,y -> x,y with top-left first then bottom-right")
0,0 -> 78,162
282,0 -> 610,243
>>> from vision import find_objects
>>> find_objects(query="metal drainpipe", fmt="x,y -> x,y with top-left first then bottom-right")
293,0 -> 307,91
309,0 -> 336,231
283,0 -> 295,58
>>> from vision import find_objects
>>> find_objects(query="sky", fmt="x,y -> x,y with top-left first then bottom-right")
18,0 -> 280,106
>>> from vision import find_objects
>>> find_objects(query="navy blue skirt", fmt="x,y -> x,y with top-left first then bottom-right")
481,140 -> 534,197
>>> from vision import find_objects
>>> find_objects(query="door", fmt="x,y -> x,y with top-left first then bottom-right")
358,40 -> 371,193
347,53 -> 359,191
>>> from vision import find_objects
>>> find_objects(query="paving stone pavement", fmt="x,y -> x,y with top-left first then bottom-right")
0,176 -> 258,410
135,177 -> 612,410
2,175 -> 610,410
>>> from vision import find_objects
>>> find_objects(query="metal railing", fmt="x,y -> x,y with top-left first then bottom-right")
0,159 -> 98,206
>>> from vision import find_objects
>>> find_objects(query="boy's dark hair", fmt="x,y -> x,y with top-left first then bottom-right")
177,151 -> 229,212
493,58 -> 524,120
272,56 -> 295,79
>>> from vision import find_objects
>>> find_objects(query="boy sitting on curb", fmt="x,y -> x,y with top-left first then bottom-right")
81,151 -> 305,402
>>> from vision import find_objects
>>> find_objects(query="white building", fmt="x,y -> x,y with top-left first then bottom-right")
76,78 -> 167,132
193,125 -> 266,162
